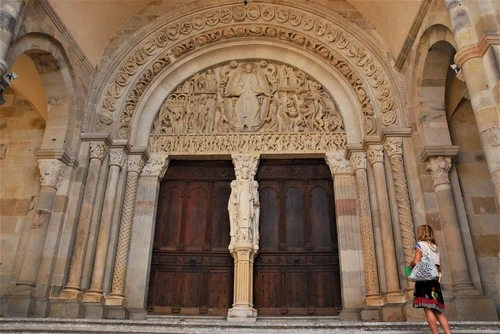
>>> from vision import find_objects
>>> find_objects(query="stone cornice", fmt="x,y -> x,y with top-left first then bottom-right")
454,32 -> 500,67
395,0 -> 432,71
419,145 -> 459,162
34,149 -> 75,166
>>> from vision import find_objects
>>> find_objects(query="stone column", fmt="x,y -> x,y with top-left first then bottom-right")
0,0 -> 23,74
125,154 -> 169,320
349,152 -> 384,313
367,145 -> 405,306
325,152 -> 366,320
446,0 -> 500,204
106,154 -> 145,309
8,159 -> 66,315
384,138 -> 416,270
227,154 -> 260,322
59,142 -> 108,299
426,156 -> 497,319
426,157 -> 476,292
84,148 -> 126,303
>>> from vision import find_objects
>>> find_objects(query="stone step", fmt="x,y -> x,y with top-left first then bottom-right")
1,317 -> 499,334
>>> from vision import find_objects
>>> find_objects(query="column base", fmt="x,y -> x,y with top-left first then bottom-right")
58,287 -> 83,300
106,305 -> 129,319
339,308 -> 361,320
105,294 -> 125,307
227,305 -> 257,322
361,306 -> 381,321
82,291 -> 105,303
447,295 -> 498,321
84,302 -> 106,319
6,293 -> 36,317
49,298 -> 84,318
364,294 -> 385,307
380,303 -> 404,321
385,291 -> 407,304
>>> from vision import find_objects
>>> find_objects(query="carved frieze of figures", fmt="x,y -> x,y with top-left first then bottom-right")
154,60 -> 344,135
150,60 -> 345,154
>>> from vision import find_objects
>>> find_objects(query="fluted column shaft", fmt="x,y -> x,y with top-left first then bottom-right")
16,159 -> 66,288
367,145 -> 402,302
84,148 -> 126,302
106,154 -> 145,305
426,157 -> 477,294
60,142 -> 108,298
446,0 -> 500,204
350,152 -> 383,306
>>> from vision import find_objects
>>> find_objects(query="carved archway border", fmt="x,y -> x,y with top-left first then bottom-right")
90,2 -> 406,142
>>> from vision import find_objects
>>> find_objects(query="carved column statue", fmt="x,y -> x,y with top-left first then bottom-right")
8,158 -> 66,316
366,145 -> 405,305
349,152 -> 384,311
84,148 -> 126,303
227,153 -> 260,322
60,142 -> 108,299
106,154 -> 145,309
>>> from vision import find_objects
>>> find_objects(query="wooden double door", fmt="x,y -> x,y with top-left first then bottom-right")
148,159 -> 341,316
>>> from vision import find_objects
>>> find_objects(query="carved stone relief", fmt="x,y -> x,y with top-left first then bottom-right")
94,3 -> 401,141
149,60 -> 347,154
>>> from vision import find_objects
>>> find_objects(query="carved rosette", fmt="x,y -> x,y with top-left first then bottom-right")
38,159 -> 67,190
94,3 -> 400,140
141,155 -> 170,177
89,142 -> 108,161
384,137 -> 415,264
367,145 -> 384,165
325,151 -> 352,175
426,156 -> 452,187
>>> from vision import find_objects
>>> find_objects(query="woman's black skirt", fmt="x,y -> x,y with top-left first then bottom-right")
413,279 -> 445,313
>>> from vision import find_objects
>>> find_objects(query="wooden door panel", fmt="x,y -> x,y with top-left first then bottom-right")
148,160 -> 234,316
254,159 -> 341,316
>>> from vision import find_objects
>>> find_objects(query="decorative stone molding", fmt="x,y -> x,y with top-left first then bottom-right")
93,2 -> 402,140
150,132 -> 346,154
38,159 -> 66,190
325,151 -> 352,175
426,156 -> 452,187
141,154 -> 170,177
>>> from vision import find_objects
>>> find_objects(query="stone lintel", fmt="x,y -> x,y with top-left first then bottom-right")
419,145 -> 460,162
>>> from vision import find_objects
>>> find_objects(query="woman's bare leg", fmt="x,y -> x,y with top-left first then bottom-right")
434,309 -> 452,334
424,308 -> 439,334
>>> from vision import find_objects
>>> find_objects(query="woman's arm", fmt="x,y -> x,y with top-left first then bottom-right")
410,248 -> 423,268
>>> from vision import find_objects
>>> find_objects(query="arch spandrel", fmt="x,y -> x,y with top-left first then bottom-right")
89,2 -> 408,147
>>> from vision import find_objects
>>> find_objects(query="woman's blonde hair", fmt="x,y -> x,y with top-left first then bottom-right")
416,224 -> 437,244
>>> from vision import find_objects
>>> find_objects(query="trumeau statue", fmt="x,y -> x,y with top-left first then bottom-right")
150,60 -> 346,154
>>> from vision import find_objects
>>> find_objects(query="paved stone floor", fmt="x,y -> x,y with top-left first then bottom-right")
0,316 -> 499,333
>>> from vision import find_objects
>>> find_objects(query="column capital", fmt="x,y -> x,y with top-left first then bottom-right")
231,153 -> 259,179
89,142 -> 108,161
325,151 -> 352,175
426,156 -> 452,187
126,154 -> 145,174
109,148 -> 126,168
367,145 -> 384,165
349,152 -> 367,171
38,159 -> 66,190
384,137 -> 403,157
141,154 -> 170,178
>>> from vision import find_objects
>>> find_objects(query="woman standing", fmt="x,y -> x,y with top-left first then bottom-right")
411,224 -> 452,334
